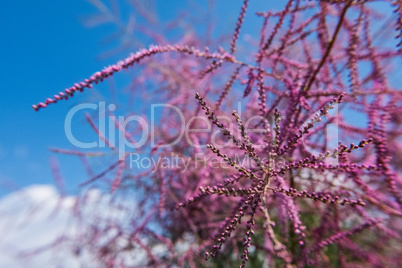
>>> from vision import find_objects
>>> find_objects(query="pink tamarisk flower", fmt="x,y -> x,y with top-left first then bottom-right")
30,0 -> 402,267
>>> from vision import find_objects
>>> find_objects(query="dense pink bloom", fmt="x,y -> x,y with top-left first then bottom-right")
32,1 -> 402,267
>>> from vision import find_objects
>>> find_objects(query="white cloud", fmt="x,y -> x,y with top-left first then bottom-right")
0,185 -> 144,267
0,185 -> 194,267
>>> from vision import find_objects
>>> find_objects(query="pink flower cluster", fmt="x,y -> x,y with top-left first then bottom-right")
34,0 -> 401,267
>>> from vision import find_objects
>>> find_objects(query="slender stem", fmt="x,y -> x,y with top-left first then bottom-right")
261,190 -> 294,267
304,1 -> 352,92
232,59 -> 282,80
363,195 -> 402,217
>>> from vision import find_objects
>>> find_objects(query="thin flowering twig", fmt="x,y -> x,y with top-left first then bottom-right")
230,0 -> 249,55
110,115 -> 138,146
243,67 -> 255,97
32,44 -> 282,111
240,194 -> 260,268
268,187 -> 366,207
85,113 -> 116,150
304,0 -> 353,93
363,194 -> 402,217
50,148 -> 106,157
312,219 -> 382,252
110,153 -> 127,193
79,154 -> 95,178
196,93 -> 262,165
273,108 -> 281,150
261,0 -> 293,56
215,65 -> 244,110
49,156 -> 65,196
393,0 -> 402,52
198,59 -> 223,79
278,93 -> 346,156
346,6 -> 364,95
79,158 -> 122,186
232,110 -> 265,171
206,143 -> 258,180
32,45 -> 237,111
204,195 -> 259,261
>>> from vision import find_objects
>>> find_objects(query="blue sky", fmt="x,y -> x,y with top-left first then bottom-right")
0,1 -> 108,195
0,0 -> 253,196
